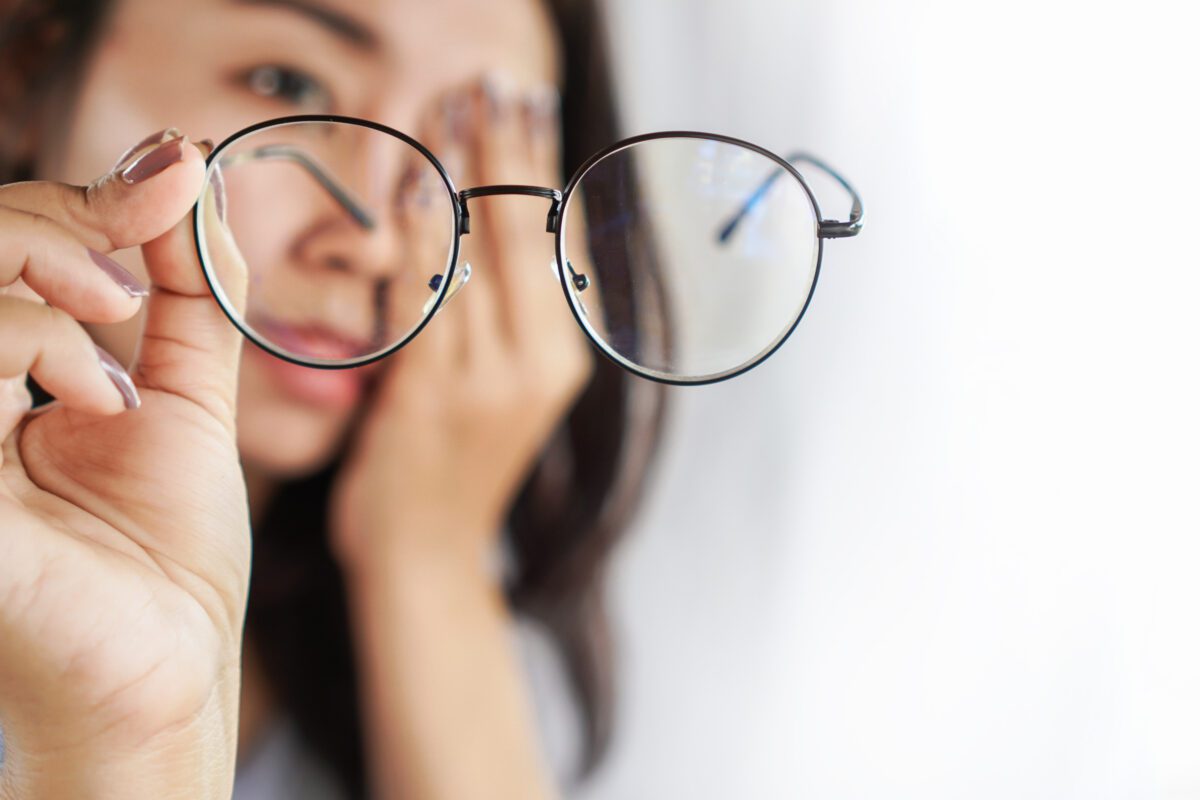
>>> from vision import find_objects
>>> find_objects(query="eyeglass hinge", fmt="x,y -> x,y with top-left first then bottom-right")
819,219 -> 862,239
545,197 -> 561,233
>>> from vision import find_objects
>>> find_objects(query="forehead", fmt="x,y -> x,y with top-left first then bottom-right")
314,0 -> 559,82
110,0 -> 561,87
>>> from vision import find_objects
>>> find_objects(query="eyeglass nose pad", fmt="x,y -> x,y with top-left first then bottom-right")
554,258 -> 591,318
422,261 -> 472,317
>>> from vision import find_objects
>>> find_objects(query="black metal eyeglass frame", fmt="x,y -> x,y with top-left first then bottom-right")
193,113 -> 864,386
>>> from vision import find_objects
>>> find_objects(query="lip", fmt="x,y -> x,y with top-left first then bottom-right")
250,315 -> 377,361
246,315 -> 382,410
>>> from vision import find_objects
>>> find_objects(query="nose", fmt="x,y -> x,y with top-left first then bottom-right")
287,136 -> 464,312
295,211 -> 405,280
277,130 -> 462,345
290,130 -> 414,280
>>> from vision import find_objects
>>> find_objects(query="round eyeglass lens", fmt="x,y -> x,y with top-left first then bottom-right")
559,136 -> 820,383
196,119 -> 459,366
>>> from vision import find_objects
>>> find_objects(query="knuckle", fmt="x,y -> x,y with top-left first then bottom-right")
26,300 -> 56,330
0,372 -> 34,410
41,304 -> 82,341
63,181 -> 117,251
24,207 -> 59,239
25,213 -> 62,264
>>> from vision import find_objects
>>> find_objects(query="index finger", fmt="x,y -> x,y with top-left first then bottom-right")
0,134 -> 207,256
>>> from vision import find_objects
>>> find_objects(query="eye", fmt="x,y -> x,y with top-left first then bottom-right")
241,64 -> 331,110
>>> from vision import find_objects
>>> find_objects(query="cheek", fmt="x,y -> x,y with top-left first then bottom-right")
222,163 -> 312,296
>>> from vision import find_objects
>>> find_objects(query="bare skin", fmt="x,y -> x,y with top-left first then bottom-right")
0,0 -> 592,797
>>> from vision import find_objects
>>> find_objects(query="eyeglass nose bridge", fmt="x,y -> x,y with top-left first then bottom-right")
456,185 -> 563,235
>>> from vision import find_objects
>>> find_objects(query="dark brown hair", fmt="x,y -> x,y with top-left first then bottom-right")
1,0 -> 669,795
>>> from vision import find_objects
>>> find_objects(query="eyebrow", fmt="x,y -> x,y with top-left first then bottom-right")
232,0 -> 379,51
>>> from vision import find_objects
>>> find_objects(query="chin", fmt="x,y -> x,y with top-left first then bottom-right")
235,351 -> 359,480
236,401 -> 348,478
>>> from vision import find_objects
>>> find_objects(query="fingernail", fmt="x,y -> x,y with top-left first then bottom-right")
95,345 -> 141,410
521,86 -> 560,138
210,162 -> 227,223
87,248 -> 148,297
417,167 -> 440,208
442,92 -> 471,143
197,138 -> 226,221
120,135 -> 187,184
525,85 -> 560,122
480,71 -> 510,121
112,127 -> 180,172
438,148 -> 464,185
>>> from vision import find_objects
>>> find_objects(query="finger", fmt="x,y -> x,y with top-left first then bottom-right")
468,75 -> 528,343
1,276 -> 46,304
0,204 -> 146,323
375,293 -> 458,409
423,86 -> 505,367
395,90 -> 467,369
0,131 -> 206,256
470,74 -> 569,347
0,376 -> 34,448
455,252 -> 506,370
518,89 -> 583,326
520,85 -> 563,187
134,148 -> 247,429
0,296 -> 136,423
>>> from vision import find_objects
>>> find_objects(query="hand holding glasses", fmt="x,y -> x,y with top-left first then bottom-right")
193,115 -> 863,385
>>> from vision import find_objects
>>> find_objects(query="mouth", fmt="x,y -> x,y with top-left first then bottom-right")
246,315 -> 384,410
250,315 -> 379,361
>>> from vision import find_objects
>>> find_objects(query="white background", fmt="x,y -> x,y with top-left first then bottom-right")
575,1 -> 1200,797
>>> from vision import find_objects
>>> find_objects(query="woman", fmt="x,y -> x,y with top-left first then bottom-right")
0,0 -> 667,797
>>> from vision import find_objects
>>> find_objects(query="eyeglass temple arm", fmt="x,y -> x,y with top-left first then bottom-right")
218,145 -> 376,230
716,151 -> 863,244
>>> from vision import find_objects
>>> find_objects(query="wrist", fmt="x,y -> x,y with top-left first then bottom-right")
334,503 -> 503,584
342,525 -> 500,594
339,518 -> 552,800
1,662 -> 241,800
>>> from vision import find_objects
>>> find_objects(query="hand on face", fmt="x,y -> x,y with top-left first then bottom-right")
331,74 -> 596,572
0,130 -> 251,786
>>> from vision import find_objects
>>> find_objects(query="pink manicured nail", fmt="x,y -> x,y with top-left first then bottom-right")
112,127 -> 180,172
120,136 -> 187,184
442,92 -> 471,143
193,138 -> 228,222
524,85 -> 560,120
210,162 -> 227,223
95,345 -> 141,410
520,86 -> 560,138
87,248 -> 148,297
480,72 -> 510,120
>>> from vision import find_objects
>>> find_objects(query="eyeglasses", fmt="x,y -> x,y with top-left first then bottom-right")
193,114 -> 863,385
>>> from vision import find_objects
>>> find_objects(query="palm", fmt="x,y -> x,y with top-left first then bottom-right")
0,389 -> 248,739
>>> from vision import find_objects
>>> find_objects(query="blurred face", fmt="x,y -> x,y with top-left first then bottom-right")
45,0 -> 559,476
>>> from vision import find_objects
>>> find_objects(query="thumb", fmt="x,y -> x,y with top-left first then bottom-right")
134,144 -> 247,430
0,130 -> 205,252
0,131 -> 244,426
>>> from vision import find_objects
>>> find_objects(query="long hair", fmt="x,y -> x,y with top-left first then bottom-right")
1,0 -> 670,795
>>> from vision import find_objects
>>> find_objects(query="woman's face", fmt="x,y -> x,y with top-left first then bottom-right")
46,0 -> 559,476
